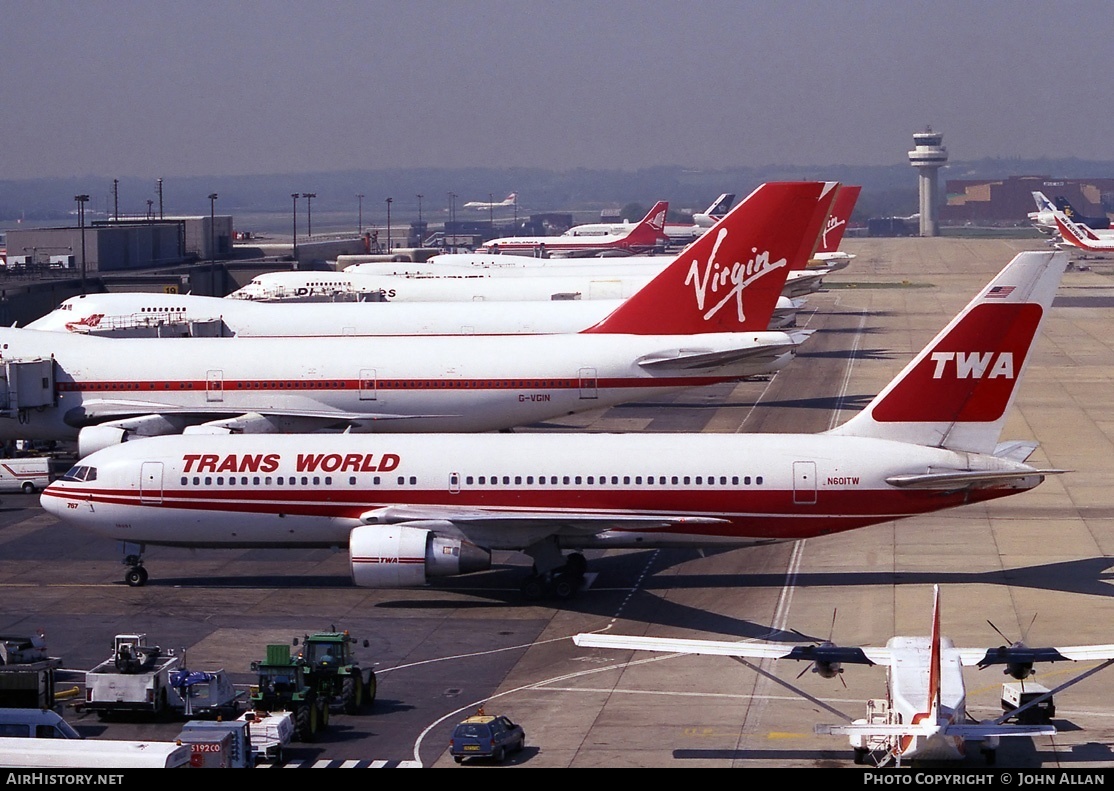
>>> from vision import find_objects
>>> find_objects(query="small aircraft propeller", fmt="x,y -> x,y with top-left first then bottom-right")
797,609 -> 847,686
985,614 -> 1039,682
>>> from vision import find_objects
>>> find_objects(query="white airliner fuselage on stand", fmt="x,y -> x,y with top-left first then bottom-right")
4,182 -> 832,457
42,250 -> 1067,597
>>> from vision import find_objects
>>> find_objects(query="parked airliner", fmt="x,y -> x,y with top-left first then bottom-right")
41,250 -> 1066,595
463,192 -> 517,211
5,182 -> 827,458
481,201 -> 669,256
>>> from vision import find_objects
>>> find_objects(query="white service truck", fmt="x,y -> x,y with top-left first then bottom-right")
83,633 -> 241,719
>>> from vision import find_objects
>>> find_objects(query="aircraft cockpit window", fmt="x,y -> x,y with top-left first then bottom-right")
60,465 -> 96,482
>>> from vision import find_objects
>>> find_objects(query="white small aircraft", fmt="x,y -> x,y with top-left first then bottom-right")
481,201 -> 669,257
463,192 -> 517,211
41,249 -> 1065,596
575,585 -> 1114,766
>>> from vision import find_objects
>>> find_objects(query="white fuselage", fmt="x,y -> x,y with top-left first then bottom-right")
0,325 -> 799,441
40,432 -> 1034,551
26,292 -> 631,336
885,637 -> 967,762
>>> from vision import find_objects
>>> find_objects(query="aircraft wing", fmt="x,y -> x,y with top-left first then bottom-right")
636,336 -> 809,372
572,632 -> 887,666
360,504 -> 730,548
957,644 -> 1114,667
65,400 -> 463,426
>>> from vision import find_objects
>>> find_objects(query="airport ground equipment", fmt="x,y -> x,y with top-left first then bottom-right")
1001,682 -> 1055,724
250,644 -> 329,742
83,633 -> 240,719
238,708 -> 294,763
0,634 -> 62,710
293,628 -> 376,714
174,719 -> 255,768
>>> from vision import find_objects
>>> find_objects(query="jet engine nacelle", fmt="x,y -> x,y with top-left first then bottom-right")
348,524 -> 491,588
77,425 -> 130,458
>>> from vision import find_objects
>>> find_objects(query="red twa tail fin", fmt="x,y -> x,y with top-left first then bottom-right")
583,182 -> 827,335
828,250 -> 1067,453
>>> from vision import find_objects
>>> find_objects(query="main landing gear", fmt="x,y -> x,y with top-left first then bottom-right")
120,542 -> 149,587
520,552 -> 587,601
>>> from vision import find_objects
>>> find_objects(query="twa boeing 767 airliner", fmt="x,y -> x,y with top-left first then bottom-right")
42,249 -> 1067,594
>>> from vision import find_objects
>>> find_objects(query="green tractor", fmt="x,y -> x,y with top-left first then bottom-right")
250,644 -> 329,742
293,628 -> 376,715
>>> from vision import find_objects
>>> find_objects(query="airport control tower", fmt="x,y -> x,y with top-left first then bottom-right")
908,127 -> 948,236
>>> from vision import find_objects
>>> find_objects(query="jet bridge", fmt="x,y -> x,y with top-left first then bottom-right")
0,358 -> 56,416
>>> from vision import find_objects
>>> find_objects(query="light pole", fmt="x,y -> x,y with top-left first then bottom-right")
208,193 -> 218,265
74,194 -> 89,294
357,193 -> 365,234
302,192 -> 316,238
385,197 -> 393,252
448,192 -> 456,248
291,193 -> 299,263
157,177 -> 164,219
489,193 -> 494,228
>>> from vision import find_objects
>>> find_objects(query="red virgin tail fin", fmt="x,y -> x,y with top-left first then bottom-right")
583,182 -> 828,335
817,185 -> 861,254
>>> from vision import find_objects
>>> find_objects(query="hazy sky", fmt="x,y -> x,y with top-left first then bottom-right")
2,1 -> 1112,180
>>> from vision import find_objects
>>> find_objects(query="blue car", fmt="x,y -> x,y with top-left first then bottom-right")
450,713 -> 526,763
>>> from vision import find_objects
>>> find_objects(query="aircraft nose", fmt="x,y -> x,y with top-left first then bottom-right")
39,483 -> 68,518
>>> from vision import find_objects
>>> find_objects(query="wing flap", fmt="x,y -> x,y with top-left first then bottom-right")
361,504 -> 729,535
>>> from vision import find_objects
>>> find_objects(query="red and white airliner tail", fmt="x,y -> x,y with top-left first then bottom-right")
584,182 -> 831,335
828,250 -> 1066,455
816,185 -> 861,255
1053,211 -> 1114,252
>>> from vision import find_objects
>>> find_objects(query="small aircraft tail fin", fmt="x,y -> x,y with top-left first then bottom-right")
827,250 -> 1067,453
929,584 -> 943,723
582,182 -> 828,335
816,185 -> 861,254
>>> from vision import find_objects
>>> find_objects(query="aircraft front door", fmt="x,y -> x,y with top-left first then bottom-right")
140,462 -> 164,505
793,461 -> 817,505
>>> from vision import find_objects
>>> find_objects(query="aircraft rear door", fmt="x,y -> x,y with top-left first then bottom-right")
792,461 -> 817,505
139,462 -> 164,505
